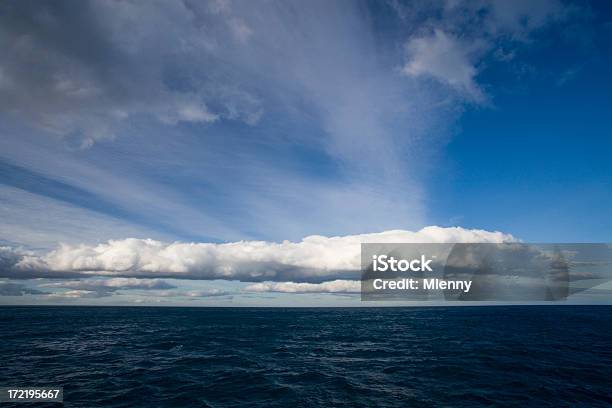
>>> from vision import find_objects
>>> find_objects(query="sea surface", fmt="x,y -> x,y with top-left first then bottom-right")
1,306 -> 611,407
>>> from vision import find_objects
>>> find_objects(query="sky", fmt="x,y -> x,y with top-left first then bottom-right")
1,0 -> 611,306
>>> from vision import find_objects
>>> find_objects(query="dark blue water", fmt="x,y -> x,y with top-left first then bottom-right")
1,306 -> 611,407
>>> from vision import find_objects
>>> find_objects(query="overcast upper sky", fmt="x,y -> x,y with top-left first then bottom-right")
1,0 -> 611,306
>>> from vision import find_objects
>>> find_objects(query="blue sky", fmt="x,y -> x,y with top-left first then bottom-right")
430,16 -> 612,242
0,0 -> 611,305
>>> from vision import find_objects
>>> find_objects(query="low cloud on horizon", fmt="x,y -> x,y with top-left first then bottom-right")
0,226 -> 514,284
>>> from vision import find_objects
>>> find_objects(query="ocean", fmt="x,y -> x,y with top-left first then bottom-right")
1,306 -> 611,407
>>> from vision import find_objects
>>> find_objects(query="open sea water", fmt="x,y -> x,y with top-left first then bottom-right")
1,306 -> 611,407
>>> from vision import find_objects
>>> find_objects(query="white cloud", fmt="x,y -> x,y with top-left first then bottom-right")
47,289 -> 106,299
400,0 -> 570,102
161,101 -> 220,125
403,30 -> 485,102
146,288 -> 231,298
33,278 -> 230,300
2,226 -> 514,282
41,277 -> 175,292
245,280 -> 360,294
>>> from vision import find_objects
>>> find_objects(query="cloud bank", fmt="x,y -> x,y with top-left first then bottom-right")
41,277 -> 175,293
43,283 -> 230,300
245,280 -> 360,294
1,227 -> 514,282
0,281 -> 46,296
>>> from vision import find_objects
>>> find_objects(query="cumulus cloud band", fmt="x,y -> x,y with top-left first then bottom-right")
1,227 -> 513,282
